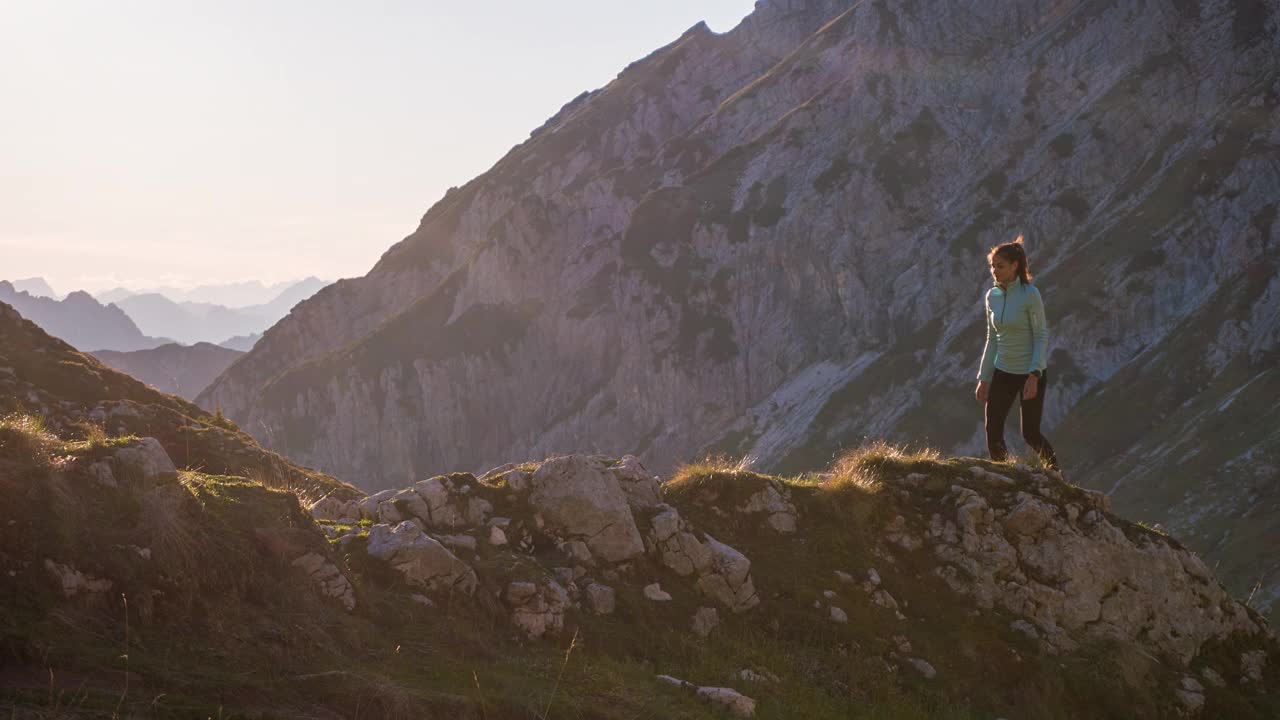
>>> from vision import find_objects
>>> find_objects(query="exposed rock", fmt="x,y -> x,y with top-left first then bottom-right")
559,539 -> 594,565
689,606 -> 719,638
112,438 -> 177,486
528,455 -> 645,563
644,583 -> 672,602
506,579 -> 570,639
291,552 -> 356,611
829,606 -> 848,623
737,482 -> 798,533
411,476 -> 469,529
923,481 -> 1268,664
737,669 -> 778,684
834,570 -> 854,584
885,516 -> 923,552
465,496 -> 493,526
906,657 -> 937,680
695,686 -> 756,718
656,676 -> 756,718
1199,667 -> 1225,688
310,496 -> 358,523
488,525 -> 508,546
1241,649 -> 1267,682
1175,676 -> 1206,714
584,582 -> 616,615
607,455 -> 662,511
435,534 -> 478,553
696,535 -> 760,613
357,489 -> 397,521
365,521 -> 477,595
644,506 -> 759,613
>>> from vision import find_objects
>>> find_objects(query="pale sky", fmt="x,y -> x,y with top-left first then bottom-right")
1,1 -> 756,294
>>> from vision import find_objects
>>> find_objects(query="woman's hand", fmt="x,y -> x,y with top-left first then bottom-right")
1023,375 -> 1038,400
975,381 -> 989,402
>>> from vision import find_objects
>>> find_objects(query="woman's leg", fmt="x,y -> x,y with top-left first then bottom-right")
984,369 -> 1022,462
1020,369 -> 1060,470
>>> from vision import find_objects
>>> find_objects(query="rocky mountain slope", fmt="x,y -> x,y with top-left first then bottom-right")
0,281 -> 168,352
198,0 -> 1280,617
89,342 -> 243,400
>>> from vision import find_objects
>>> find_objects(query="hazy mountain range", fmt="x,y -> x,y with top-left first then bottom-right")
0,281 -> 168,352
0,276 -> 327,351
109,277 -> 328,345
199,0 -> 1280,617
95,278 -> 321,308
9,277 -> 58,298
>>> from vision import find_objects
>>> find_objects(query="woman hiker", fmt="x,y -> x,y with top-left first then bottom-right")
974,236 -> 1061,472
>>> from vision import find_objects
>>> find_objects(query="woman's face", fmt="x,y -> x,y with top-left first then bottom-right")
989,255 -> 1018,285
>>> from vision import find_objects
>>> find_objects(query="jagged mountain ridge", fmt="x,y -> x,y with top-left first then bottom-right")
198,0 -> 1280,615
0,281 -> 170,352
89,342 -> 243,401
8,277 -> 57,299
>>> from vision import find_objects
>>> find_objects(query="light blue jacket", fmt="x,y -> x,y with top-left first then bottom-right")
977,280 -> 1048,381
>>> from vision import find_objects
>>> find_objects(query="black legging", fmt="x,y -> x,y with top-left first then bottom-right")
985,368 -> 1060,470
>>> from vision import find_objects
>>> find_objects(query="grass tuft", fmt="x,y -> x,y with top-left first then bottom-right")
825,440 -> 942,493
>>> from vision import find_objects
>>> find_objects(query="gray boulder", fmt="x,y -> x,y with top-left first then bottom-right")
112,438 -> 177,485
365,521 -> 477,595
528,455 -> 645,563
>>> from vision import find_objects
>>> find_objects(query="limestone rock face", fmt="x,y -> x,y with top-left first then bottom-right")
608,455 -> 662,512
310,496 -> 358,523
902,470 -> 1268,665
643,504 -> 760,612
737,482 -> 798,533
291,552 -> 356,611
366,521 -> 477,595
506,579 -> 570,639
528,456 -> 645,563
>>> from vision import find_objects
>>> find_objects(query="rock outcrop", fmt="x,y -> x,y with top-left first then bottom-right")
886,465 -> 1268,666
322,454 -> 762,638
365,521 -> 478,596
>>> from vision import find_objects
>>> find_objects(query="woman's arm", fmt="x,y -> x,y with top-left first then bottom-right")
1027,287 -> 1048,372
977,292 -> 997,382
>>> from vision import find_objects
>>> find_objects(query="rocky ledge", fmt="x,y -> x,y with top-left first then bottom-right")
307,452 -> 1275,717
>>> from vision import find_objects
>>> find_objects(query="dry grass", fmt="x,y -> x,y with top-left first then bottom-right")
0,412 -> 56,469
823,439 -> 942,495
668,454 -> 755,486
242,464 -> 324,509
